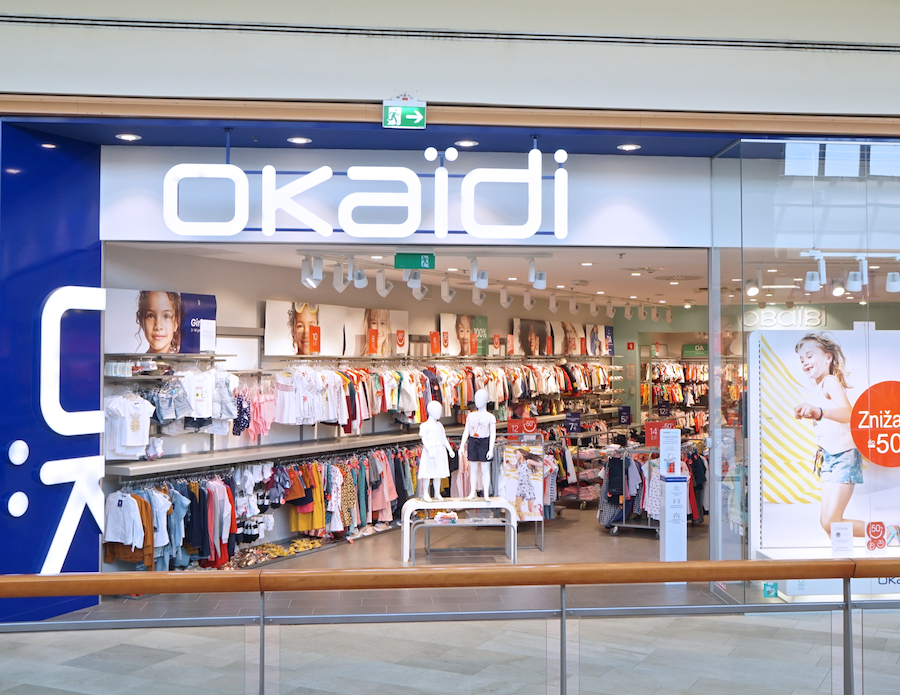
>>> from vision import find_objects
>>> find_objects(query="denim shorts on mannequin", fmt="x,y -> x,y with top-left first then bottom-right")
467,437 -> 491,461
820,448 -> 864,485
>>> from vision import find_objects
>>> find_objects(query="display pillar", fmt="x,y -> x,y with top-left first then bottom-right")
659,428 -> 687,564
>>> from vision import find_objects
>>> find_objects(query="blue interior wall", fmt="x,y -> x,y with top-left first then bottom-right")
0,123 -> 102,621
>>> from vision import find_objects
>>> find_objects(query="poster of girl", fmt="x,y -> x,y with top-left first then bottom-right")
287,302 -> 319,355
501,446 -> 543,521
793,332 -> 864,537
135,291 -> 182,354
359,308 -> 392,356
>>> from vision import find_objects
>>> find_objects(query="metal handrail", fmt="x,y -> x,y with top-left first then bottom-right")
1,558 -> 898,598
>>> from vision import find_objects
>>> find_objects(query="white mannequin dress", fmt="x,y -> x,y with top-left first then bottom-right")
418,419 -> 451,479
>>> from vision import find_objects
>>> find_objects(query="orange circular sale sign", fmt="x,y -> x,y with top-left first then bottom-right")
851,381 -> 900,467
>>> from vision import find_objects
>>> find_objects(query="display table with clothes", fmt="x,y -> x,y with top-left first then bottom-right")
401,497 -> 517,563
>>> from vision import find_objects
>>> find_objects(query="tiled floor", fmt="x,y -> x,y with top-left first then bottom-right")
51,508 -> 715,622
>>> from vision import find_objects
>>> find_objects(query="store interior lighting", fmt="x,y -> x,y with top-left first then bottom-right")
665,307 -> 673,324
589,297 -> 599,316
527,258 -> 547,290
469,258 -> 490,289
440,276 -> 456,303
404,269 -> 422,289
332,262 -> 350,293
472,286 -> 485,306
745,268 -> 762,297
650,306 -> 659,322
352,268 -> 368,289
376,269 -> 393,297
568,296 -> 580,315
301,256 -> 324,289
804,271 -> 821,292
412,284 -> 428,301
548,293 -> 559,313
886,272 -> 900,293
523,289 -> 535,310
606,300 -> 616,318
623,302 -> 633,320
832,278 -> 846,297
500,286 -> 513,308
846,271 -> 863,293
637,303 -> 647,320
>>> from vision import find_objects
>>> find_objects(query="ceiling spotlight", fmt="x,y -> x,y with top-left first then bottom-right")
353,268 -> 368,289
376,269 -> 393,298
637,304 -> 647,320
523,289 -> 535,310
650,306 -> 659,322
785,301 -> 795,309
804,271 -> 821,292
441,277 -> 456,303
665,307 -> 672,324
886,272 -> 900,293
589,298 -> 599,317
472,287 -> 485,306
568,296 -> 580,315
683,302 -> 692,309
549,293 -> 559,313
40,143 -> 57,149
412,284 -> 429,301
617,144 -> 641,152
332,262 -> 351,293
287,137 -> 312,145
846,271 -> 863,293
424,147 -> 438,161
444,147 -> 458,162
606,300 -> 616,319
469,258 -> 489,289
623,303 -> 633,320
454,140 -> 479,148
404,269 -> 422,289
757,302 -> 767,309
831,279 -> 846,297
301,256 -> 324,289
745,280 -> 760,297
528,259 -> 547,290
500,286 -> 513,309
115,134 -> 142,142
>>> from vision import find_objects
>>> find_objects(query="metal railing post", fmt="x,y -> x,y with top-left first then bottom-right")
560,584 -> 566,695
843,577 -> 854,695
260,590 -> 266,695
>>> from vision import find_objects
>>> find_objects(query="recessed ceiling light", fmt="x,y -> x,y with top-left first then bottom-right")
659,300 -> 666,304
870,265 -> 881,270
287,137 -> 312,145
447,268 -> 458,272
767,269 -> 778,273
731,278 -> 742,282
860,300 -> 868,305
581,262 -> 592,266
629,295 -> 637,299
683,303 -> 692,309
765,293 -> 773,297
596,291 -> 604,294
508,277 -> 517,281
557,285 -> 565,289
40,143 -> 56,149
4,168 -> 21,174
669,281 -> 679,285
371,256 -> 383,260
793,278 -> 803,282
728,294 -> 735,297
454,140 -> 479,147
115,133 -> 142,142
617,144 -> 641,152
804,292 -> 811,296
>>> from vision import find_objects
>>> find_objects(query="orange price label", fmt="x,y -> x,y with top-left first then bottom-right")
309,325 -> 321,353
396,330 -> 405,349
470,333 -> 478,355
430,331 -> 440,355
367,329 -> 379,355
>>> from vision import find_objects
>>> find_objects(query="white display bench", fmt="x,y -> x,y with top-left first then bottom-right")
401,497 -> 518,564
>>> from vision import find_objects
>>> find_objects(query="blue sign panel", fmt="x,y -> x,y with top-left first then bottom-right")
0,124 -> 103,620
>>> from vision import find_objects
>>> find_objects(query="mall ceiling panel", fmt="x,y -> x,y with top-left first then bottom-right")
7,117 -> 741,157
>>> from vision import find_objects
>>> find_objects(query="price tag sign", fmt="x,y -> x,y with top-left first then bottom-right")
546,336 -> 553,355
658,399 -> 671,417
469,333 -> 478,355
617,406 -> 632,425
507,334 -> 514,355
508,418 -> 538,441
429,331 -> 440,355
309,325 -> 321,353
645,419 -> 677,447
580,337 -> 587,355
565,412 -> 582,434
367,329 -> 379,355
395,329 -> 405,351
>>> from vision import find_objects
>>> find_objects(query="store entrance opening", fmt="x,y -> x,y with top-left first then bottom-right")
101,242 -> 711,572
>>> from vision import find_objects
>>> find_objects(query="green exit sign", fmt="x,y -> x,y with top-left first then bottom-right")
383,100 -> 427,130
394,253 -> 435,270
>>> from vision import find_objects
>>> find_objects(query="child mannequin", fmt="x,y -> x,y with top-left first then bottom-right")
417,400 -> 453,501
459,389 -> 497,500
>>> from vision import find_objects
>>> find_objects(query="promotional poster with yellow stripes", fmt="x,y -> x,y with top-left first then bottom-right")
748,330 -> 900,557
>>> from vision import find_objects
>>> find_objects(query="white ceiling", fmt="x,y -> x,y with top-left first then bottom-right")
108,242 -> 897,307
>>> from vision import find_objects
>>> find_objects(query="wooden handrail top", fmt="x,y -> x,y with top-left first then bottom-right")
1,558 -> 891,599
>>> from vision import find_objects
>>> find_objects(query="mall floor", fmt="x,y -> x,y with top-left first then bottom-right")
5,512 -> 897,693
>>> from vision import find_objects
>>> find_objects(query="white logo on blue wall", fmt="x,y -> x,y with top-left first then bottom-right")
162,148 -> 569,240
